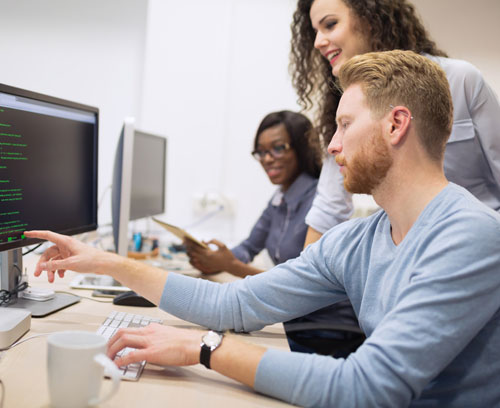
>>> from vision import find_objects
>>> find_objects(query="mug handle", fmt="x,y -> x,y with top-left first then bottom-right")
88,353 -> 121,406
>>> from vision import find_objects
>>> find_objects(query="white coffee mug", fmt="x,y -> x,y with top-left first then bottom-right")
47,330 -> 121,408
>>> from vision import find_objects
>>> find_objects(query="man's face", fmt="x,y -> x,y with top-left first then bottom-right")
328,84 -> 393,194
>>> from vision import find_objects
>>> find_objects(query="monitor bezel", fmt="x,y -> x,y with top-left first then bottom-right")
0,83 -> 99,251
111,117 -> 135,257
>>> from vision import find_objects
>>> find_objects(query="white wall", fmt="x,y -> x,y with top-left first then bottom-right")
1,0 -> 499,245
0,0 -> 148,225
140,0 -> 500,242
415,0 -> 500,93
139,0 -> 299,243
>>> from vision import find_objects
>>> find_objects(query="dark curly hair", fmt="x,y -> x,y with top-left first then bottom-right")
290,0 -> 448,146
254,110 -> 322,178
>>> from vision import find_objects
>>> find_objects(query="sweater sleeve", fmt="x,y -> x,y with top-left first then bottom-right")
159,238 -> 348,333
255,211 -> 500,407
160,208 -> 500,407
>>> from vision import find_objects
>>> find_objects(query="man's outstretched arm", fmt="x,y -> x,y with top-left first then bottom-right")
24,230 -> 168,305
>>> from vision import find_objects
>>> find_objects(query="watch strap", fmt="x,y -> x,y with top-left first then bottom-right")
200,331 -> 223,369
200,343 -> 212,369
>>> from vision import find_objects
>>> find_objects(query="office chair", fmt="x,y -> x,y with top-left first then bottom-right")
284,300 -> 366,358
284,321 -> 365,358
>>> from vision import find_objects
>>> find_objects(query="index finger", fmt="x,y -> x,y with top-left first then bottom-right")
107,328 -> 147,360
24,230 -> 66,245
114,348 -> 149,368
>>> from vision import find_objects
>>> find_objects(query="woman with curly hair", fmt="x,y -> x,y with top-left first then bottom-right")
286,0 -> 500,355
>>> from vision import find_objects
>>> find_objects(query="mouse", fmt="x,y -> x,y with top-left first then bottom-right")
112,291 -> 156,307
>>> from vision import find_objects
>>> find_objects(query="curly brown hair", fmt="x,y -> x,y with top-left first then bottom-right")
290,0 -> 448,146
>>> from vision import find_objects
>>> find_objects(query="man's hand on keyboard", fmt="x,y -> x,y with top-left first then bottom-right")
107,324 -> 202,368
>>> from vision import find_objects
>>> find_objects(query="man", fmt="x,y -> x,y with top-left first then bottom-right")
27,50 -> 500,407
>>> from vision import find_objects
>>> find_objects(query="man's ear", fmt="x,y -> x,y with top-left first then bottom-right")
387,106 -> 412,146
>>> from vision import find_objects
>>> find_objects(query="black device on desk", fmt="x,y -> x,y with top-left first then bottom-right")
92,289 -> 124,298
113,291 -> 156,307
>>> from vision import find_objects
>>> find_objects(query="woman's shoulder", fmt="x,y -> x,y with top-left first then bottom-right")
291,172 -> 319,193
425,54 -> 483,83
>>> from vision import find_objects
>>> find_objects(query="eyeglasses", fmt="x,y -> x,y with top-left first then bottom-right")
251,143 -> 291,161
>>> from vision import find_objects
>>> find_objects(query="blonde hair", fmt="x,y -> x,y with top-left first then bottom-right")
338,50 -> 453,161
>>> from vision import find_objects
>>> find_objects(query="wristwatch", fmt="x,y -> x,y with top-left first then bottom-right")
200,330 -> 224,369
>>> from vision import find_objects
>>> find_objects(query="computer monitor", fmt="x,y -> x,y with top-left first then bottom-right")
130,130 -> 167,221
111,118 -> 167,257
0,83 -> 98,316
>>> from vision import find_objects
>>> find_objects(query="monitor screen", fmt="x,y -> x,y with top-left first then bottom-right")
130,130 -> 166,221
0,84 -> 98,251
111,119 -> 167,256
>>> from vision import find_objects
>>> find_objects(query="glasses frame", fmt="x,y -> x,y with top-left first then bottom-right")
251,142 -> 292,161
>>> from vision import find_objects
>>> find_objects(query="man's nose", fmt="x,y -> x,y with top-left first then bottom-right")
327,131 -> 342,156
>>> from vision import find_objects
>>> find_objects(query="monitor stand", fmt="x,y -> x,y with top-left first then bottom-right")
1,249 -> 80,317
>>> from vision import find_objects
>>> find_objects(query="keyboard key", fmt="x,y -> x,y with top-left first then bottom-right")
110,320 -> 121,328
97,311 -> 163,381
102,327 -> 116,339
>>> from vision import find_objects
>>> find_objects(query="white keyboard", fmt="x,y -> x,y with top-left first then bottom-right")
97,311 -> 163,381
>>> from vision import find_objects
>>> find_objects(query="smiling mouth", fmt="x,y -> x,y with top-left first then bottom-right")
266,168 -> 282,178
327,50 -> 341,63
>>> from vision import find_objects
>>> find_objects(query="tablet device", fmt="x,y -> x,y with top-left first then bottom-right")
152,217 -> 208,249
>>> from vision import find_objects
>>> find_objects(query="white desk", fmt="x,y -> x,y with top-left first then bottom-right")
0,266 -> 292,408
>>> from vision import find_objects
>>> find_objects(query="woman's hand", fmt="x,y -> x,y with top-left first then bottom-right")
23,230 -> 117,282
184,239 -> 236,275
107,324 -> 202,367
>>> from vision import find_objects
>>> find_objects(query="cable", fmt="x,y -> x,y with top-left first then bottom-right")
55,291 -> 113,303
12,263 -> 22,275
0,281 -> 28,306
22,243 -> 43,256
0,333 -> 50,351
98,184 -> 112,210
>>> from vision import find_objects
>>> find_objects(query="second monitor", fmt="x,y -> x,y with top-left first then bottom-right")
112,118 -> 167,257
71,118 -> 167,292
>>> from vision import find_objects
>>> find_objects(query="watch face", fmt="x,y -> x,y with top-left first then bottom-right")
203,331 -> 221,347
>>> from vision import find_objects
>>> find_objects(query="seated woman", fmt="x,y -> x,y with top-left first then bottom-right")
185,110 -> 322,278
